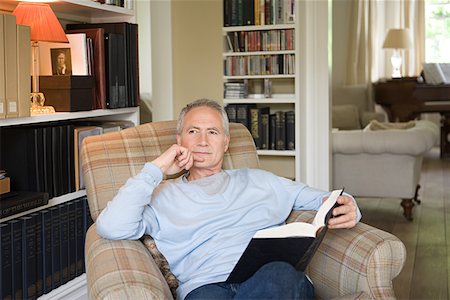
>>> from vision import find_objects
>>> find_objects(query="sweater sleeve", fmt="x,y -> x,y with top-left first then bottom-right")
96,162 -> 163,240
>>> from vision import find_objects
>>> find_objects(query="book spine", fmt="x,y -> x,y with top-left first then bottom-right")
0,223 -> 13,299
269,113 -> 276,150
260,107 -> 270,150
67,202 -> 77,280
31,212 -> 44,298
0,192 -> 49,219
10,219 -> 23,299
21,216 -> 37,300
75,198 -> 85,276
0,15 -> 6,119
43,127 -> 54,199
4,14 -> 18,118
285,110 -> 295,150
225,104 -> 237,123
50,206 -> 61,289
40,209 -> 53,294
59,204 -> 70,285
275,111 -> 286,150
16,24 -> 31,118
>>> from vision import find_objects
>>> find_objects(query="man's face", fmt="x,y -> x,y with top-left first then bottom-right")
177,106 -> 230,173
57,53 -> 65,67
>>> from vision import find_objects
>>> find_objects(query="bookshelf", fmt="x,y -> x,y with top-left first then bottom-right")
222,0 -> 301,180
0,1 -> 138,299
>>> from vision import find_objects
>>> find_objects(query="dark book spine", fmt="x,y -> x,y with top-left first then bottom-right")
50,206 -> 61,289
67,202 -> 77,280
236,104 -> 252,129
224,0 -> 231,26
0,192 -> 49,219
10,220 -> 23,299
67,125 -> 76,193
269,113 -> 276,150
275,111 -> 286,150
75,198 -> 85,276
285,111 -> 295,150
59,204 -> 69,285
21,216 -> 36,300
51,126 -> 62,197
260,107 -> 270,150
0,223 -> 13,300
244,0 -> 255,25
31,212 -> 44,297
225,104 -> 237,123
43,127 -> 54,199
250,107 -> 261,149
59,125 -> 69,196
83,197 -> 94,273
40,210 -> 53,294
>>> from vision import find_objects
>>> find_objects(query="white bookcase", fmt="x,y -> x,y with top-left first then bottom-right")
0,1 -> 138,299
222,3 -> 301,180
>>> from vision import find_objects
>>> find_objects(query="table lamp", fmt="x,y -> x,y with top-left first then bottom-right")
382,28 -> 413,78
13,2 -> 69,115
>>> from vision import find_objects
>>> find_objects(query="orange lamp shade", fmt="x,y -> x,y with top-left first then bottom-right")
13,2 -> 69,43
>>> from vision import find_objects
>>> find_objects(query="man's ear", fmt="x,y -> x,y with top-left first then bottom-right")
176,134 -> 181,145
224,135 -> 230,152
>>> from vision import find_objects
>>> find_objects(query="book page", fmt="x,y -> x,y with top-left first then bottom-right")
312,189 -> 343,228
253,222 -> 316,238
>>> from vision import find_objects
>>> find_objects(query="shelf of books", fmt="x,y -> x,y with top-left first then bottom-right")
0,0 -> 139,299
223,0 -> 300,179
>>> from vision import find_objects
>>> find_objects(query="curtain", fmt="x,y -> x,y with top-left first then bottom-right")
346,0 -> 425,86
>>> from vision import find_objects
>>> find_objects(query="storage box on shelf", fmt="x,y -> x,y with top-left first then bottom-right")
223,0 -> 300,180
0,1 -> 138,299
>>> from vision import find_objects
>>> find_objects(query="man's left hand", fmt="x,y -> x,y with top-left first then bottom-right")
327,196 -> 358,229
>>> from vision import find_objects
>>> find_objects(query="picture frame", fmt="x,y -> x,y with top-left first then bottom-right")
51,48 -> 73,76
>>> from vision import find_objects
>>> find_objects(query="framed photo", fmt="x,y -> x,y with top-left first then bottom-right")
51,48 -> 73,76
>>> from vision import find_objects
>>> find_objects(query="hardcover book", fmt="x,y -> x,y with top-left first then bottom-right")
226,189 -> 344,283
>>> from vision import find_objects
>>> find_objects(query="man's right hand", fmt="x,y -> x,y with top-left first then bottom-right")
151,144 -> 197,176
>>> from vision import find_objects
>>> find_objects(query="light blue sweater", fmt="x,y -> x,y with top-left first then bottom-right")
96,162 -> 359,299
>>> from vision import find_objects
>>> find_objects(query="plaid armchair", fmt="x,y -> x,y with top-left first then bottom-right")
81,120 -> 406,299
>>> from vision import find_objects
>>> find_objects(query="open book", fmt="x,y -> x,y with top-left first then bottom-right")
226,188 -> 344,283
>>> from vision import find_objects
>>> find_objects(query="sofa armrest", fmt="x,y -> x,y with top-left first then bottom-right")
287,211 -> 406,299
85,224 -> 173,300
360,111 -> 386,128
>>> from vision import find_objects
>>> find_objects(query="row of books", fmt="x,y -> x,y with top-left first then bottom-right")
0,13 -> 31,119
224,79 -> 275,99
0,120 -> 133,208
226,104 -> 295,150
224,29 -> 295,53
224,54 -> 295,76
0,196 -> 93,299
224,0 -> 295,27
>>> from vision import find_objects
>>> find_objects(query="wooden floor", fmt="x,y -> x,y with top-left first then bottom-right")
356,147 -> 450,299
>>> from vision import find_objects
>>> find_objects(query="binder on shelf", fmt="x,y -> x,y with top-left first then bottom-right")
0,14 -> 6,119
4,14 -> 18,118
43,127 -> 54,199
51,126 -> 63,197
16,24 -> 31,118
21,215 -> 37,300
105,32 -> 126,108
0,223 -> 13,299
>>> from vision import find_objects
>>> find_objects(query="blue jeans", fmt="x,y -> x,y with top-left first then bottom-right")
185,261 -> 314,299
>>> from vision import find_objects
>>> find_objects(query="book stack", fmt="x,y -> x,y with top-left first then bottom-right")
224,81 -> 248,99
224,54 -> 295,76
0,196 -> 93,299
225,29 -> 295,53
0,13 -> 31,119
226,104 -> 295,150
223,0 -> 295,26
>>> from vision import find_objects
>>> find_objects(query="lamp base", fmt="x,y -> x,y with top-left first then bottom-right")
391,49 -> 402,78
30,92 -> 55,115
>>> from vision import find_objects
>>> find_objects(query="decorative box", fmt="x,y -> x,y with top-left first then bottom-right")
39,75 -> 95,112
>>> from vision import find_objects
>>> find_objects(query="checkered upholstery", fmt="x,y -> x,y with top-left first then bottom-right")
81,121 -> 405,299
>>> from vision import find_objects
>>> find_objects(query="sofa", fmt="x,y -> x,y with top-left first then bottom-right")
81,120 -> 406,299
332,120 -> 439,220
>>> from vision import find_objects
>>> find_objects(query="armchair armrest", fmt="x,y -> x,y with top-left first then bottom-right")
287,211 -> 406,299
85,224 -> 173,300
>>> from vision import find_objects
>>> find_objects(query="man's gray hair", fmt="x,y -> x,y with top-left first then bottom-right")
177,99 -> 230,135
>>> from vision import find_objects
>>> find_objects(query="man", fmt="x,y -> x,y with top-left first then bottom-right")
96,99 -> 360,299
55,51 -> 70,75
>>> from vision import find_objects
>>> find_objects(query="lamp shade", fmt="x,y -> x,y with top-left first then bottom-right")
13,2 -> 68,43
382,28 -> 412,49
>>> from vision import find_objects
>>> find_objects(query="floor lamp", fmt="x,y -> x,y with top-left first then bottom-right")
13,2 -> 69,115
382,28 -> 413,79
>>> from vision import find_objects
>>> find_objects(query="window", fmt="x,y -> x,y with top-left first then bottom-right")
425,0 -> 450,62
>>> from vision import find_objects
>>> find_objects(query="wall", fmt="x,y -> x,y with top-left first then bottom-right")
331,0 -> 351,92
171,0 -> 223,117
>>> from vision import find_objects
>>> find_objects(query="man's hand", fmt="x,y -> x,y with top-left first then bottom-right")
151,144 -> 204,176
327,195 -> 358,229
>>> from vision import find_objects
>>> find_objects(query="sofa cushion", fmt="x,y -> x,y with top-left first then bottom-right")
332,105 -> 361,130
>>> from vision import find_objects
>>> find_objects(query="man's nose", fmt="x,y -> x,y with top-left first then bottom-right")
198,132 -> 208,145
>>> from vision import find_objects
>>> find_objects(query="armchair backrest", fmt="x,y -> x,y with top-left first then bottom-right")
80,120 -> 259,221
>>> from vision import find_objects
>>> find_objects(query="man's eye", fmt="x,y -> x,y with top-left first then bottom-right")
208,130 -> 219,135
188,129 -> 197,134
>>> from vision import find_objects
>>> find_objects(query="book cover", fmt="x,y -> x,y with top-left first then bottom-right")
275,111 -> 286,150
0,223 -> 13,299
0,14 -> 5,119
104,32 -> 126,108
51,126 -> 63,197
59,125 -> 69,196
285,110 -> 295,150
67,124 -> 76,193
21,216 -> 36,300
31,212 -> 44,297
40,209 -> 53,294
269,113 -> 276,150
4,14 -> 18,118
43,127 -> 54,199
16,24 -> 31,118
38,33 -> 89,76
226,189 -> 344,283
50,206 -> 61,289
10,219 -> 23,299
260,108 -> 270,150
0,191 -> 49,219
66,28 -> 107,109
